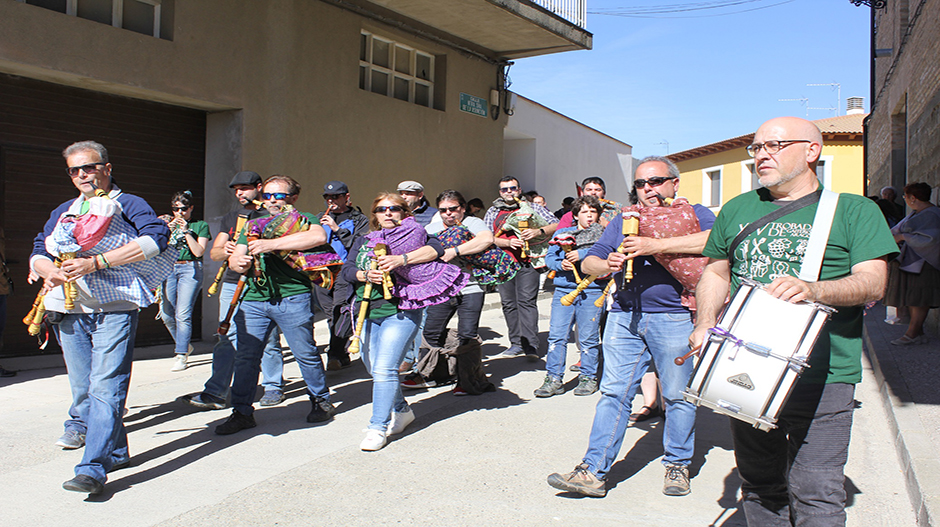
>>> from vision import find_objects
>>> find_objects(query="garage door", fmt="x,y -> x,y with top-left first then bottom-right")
1,73 -> 207,357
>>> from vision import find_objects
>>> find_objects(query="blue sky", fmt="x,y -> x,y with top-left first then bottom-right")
510,0 -> 872,158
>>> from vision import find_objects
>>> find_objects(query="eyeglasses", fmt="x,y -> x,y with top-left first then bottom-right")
323,193 -> 346,200
745,140 -> 811,157
439,205 -> 462,213
373,205 -> 404,214
634,176 -> 675,189
171,206 -> 189,212
67,163 -> 105,177
263,192 -> 293,200
499,186 -> 519,193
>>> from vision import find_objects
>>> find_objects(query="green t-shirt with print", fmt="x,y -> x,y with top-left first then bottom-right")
702,188 -> 898,384
237,212 -> 318,302
177,220 -> 211,261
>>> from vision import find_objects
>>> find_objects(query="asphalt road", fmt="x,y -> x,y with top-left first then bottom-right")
0,293 -> 916,526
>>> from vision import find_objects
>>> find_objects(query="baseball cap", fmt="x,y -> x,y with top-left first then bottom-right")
229,171 -> 262,188
323,181 -> 349,194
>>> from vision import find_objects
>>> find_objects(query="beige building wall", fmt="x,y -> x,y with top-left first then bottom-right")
0,0 -> 507,215
675,142 -> 865,211
0,0 -> 514,341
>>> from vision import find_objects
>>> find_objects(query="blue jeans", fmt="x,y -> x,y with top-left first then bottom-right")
230,293 -> 328,415
403,308 -> 427,366
583,310 -> 696,478
56,311 -> 137,483
204,281 -> 283,398
160,261 -> 204,355
361,310 -> 420,431
733,382 -> 855,527
545,287 -> 602,380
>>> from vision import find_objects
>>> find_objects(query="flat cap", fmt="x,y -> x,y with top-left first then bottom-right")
397,180 -> 424,192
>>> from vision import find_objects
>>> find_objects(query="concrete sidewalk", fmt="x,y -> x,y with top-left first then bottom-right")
863,303 -> 940,527
0,293 -> 917,526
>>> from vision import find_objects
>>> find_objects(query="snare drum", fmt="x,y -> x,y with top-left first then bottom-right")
683,278 -> 835,431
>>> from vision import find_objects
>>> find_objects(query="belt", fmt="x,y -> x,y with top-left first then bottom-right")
176,260 -> 197,264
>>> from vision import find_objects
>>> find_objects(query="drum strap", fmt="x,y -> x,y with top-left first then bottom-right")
798,189 -> 840,282
728,189 -> 821,258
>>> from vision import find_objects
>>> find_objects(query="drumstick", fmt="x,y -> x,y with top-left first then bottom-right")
218,273 -> 248,335
208,211 -> 251,296
674,344 -> 702,366
348,258 -> 380,355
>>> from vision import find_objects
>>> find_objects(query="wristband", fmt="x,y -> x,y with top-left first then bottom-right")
93,256 -> 100,271
402,253 -> 409,266
454,245 -> 460,257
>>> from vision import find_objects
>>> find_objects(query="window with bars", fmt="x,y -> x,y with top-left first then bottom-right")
359,31 -> 435,109
19,0 -> 170,39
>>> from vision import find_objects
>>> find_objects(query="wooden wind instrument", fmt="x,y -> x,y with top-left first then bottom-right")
217,273 -> 248,335
621,212 -> 640,285
514,198 -> 530,259
594,279 -> 615,308
348,258 -> 380,355
560,275 -> 597,306
207,211 -> 251,296
373,243 -> 393,300
24,187 -> 111,333
564,212 -> 639,308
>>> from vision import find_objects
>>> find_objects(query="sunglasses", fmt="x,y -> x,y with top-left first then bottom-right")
67,163 -> 105,177
373,205 -> 404,214
439,205 -> 462,213
323,193 -> 346,200
499,186 -> 519,192
262,192 -> 293,200
171,206 -> 190,212
634,176 -> 675,189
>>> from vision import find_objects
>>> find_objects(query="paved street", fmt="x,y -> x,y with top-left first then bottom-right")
0,293 -> 916,526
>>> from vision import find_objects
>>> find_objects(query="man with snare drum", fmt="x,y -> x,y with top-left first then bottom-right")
691,117 -> 897,526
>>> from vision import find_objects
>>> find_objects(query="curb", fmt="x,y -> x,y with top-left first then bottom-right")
864,325 -> 938,527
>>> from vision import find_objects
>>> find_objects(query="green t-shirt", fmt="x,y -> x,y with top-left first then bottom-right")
702,189 -> 898,384
237,212 -> 318,302
177,220 -> 211,261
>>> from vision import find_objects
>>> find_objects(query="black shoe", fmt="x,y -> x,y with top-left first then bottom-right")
215,410 -> 257,435
63,475 -> 104,494
179,392 -> 226,411
109,459 -> 131,472
523,347 -> 540,362
307,399 -> 336,423
0,366 -> 16,377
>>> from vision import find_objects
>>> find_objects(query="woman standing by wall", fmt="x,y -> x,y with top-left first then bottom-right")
161,190 -> 211,371
885,182 -> 940,345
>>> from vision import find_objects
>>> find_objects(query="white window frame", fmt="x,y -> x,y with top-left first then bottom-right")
360,30 -> 435,109
18,0 -> 161,38
702,165 -> 723,210
740,160 -> 758,193
816,155 -> 833,189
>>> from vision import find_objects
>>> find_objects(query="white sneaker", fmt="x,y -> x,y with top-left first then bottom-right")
387,407 -> 415,436
171,354 -> 188,372
360,429 -> 387,451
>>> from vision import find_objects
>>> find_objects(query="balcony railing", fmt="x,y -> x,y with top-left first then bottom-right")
531,0 -> 587,28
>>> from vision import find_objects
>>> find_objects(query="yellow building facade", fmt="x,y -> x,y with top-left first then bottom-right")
668,114 -> 867,212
